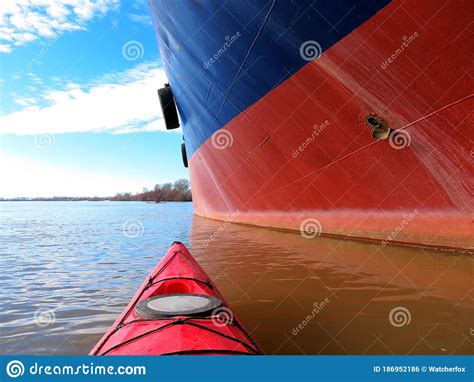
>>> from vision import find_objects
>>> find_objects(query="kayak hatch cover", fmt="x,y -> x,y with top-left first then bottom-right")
90,241 -> 262,355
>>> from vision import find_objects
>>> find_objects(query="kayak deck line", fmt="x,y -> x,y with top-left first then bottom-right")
98,318 -> 261,356
91,242 -> 263,355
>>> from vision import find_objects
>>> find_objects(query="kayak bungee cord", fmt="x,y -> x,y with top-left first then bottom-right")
91,242 -> 263,355
99,318 -> 261,356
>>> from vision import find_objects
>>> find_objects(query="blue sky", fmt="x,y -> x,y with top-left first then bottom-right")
0,0 -> 188,197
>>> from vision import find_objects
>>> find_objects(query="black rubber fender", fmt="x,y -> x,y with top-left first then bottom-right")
158,83 -> 180,130
181,142 -> 188,168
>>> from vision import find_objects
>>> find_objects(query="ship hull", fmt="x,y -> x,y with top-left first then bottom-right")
149,0 -> 473,250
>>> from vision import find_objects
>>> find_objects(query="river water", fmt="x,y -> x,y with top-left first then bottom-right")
0,202 -> 471,355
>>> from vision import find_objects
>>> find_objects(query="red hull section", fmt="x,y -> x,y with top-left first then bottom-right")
189,1 -> 473,250
91,243 -> 261,355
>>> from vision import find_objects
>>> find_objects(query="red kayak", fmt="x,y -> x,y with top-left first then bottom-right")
90,242 -> 262,355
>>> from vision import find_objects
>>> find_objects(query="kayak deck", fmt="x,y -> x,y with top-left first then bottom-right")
90,242 -> 262,355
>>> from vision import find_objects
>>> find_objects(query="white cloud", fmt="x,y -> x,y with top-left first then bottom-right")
0,62 -> 174,135
129,13 -> 152,26
0,44 -> 12,53
14,97 -> 37,106
0,152 -> 156,197
0,0 -> 119,53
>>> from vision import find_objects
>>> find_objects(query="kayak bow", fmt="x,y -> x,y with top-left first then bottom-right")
90,241 -> 262,355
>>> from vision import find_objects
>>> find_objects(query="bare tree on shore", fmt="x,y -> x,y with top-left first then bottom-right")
1,179 -> 192,202
112,179 -> 192,202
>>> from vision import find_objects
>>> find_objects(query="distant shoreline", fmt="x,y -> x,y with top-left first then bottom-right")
1,179 -> 193,203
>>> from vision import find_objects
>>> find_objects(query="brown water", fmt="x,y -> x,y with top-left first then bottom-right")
0,202 -> 472,355
189,216 -> 473,355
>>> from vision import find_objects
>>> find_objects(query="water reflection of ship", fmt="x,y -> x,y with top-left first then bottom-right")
189,215 -> 472,354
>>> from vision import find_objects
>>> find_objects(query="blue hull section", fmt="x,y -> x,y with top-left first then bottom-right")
148,0 -> 390,157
